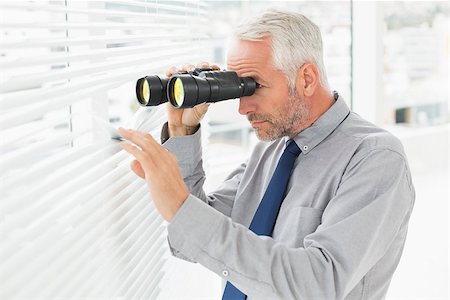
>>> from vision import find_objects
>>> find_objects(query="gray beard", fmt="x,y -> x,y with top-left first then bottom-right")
254,93 -> 311,141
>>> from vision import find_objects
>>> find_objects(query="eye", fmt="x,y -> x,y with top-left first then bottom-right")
255,82 -> 264,88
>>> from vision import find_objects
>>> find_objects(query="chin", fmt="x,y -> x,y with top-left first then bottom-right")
254,129 -> 280,142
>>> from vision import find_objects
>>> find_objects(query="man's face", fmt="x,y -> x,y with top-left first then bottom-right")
227,38 -> 311,141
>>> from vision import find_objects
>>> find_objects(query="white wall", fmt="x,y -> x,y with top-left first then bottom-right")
387,125 -> 449,300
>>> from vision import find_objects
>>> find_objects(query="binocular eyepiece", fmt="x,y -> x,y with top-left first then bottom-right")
136,68 -> 257,108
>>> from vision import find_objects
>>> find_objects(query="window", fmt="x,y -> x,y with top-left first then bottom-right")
0,1 -> 208,299
352,1 -> 448,127
383,1 -> 448,126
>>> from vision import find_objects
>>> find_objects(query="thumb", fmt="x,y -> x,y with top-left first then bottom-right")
192,103 -> 210,122
130,160 -> 145,179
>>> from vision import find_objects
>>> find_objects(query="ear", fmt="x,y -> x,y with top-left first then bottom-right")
295,63 -> 319,97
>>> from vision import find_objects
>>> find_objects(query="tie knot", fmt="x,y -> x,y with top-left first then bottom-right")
285,139 -> 301,156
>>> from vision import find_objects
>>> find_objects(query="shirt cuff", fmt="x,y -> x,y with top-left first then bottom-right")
161,123 -> 202,178
167,194 -> 224,261
160,122 -> 201,144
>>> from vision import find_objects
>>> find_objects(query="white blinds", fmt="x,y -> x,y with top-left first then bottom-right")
0,1 -> 209,299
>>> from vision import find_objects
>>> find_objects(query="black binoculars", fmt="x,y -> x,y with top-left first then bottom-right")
136,68 -> 258,108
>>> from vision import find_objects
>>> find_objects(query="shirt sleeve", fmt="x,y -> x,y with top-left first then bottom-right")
166,148 -> 415,299
161,122 -> 245,217
161,122 -> 246,263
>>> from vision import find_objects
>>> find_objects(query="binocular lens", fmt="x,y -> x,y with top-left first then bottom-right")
142,80 -> 150,104
136,78 -> 149,105
136,76 -> 169,106
173,78 -> 185,107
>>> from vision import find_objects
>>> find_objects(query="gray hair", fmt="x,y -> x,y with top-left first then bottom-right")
233,9 -> 330,92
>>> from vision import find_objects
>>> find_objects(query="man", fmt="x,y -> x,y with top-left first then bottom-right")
119,10 -> 415,300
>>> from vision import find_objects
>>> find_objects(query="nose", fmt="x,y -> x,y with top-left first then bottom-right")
238,96 -> 257,116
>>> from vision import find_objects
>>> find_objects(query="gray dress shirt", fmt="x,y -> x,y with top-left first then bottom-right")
163,94 -> 415,300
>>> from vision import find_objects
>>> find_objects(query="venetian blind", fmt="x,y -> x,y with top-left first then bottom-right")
0,1 -> 208,299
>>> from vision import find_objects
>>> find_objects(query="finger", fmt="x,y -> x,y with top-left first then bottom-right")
196,62 -> 210,68
166,102 -> 177,112
118,128 -> 159,154
165,66 -> 178,77
167,101 -> 179,113
120,141 -> 154,169
192,103 -> 209,121
196,62 -> 221,71
131,159 -> 145,179
181,64 -> 195,72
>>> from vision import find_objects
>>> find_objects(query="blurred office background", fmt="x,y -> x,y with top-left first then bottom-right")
166,2 -> 449,299
0,1 -> 448,300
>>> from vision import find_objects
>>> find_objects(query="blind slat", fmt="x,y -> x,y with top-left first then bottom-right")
140,260 -> 166,300
126,248 -> 166,299
0,2 -> 206,20
0,22 -> 198,30
3,157 -> 132,237
0,84 -> 112,128
0,131 -> 88,171
0,114 -> 70,148
0,33 -> 206,49
120,240 -> 166,296
1,48 -> 200,93
0,54 -> 202,110
0,41 -> 198,68
65,207 -> 164,298
47,192 -> 158,298
0,143 -> 102,189
1,181 -> 149,287
111,0 -> 207,13
132,260 -> 166,300
1,143 -> 122,214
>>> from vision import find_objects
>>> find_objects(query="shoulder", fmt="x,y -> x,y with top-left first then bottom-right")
337,112 -> 407,161
330,112 -> 413,186
333,113 -> 414,194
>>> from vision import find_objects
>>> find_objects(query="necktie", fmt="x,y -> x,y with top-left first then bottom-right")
222,139 -> 301,300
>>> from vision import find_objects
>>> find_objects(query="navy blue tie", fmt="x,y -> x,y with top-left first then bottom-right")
221,139 -> 301,300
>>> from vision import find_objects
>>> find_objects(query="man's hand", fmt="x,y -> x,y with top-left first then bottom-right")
118,127 -> 189,222
166,62 -> 220,137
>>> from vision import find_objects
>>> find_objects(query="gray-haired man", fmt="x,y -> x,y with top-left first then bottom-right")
120,10 -> 415,300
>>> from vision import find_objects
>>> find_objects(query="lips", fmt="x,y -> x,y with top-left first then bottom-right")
250,120 -> 267,127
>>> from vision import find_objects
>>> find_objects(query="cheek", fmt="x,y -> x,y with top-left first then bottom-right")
247,83 -> 290,113
264,88 -> 289,110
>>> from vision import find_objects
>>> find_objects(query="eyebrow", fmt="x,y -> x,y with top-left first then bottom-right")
226,63 -> 266,84
250,74 -> 262,81
236,72 -> 262,81
249,74 -> 266,84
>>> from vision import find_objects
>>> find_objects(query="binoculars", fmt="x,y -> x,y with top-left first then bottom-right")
136,68 -> 258,108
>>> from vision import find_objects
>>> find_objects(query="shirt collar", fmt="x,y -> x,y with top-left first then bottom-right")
286,92 -> 350,154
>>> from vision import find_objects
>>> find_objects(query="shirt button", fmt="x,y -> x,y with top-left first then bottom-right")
222,270 -> 229,277
302,145 -> 309,151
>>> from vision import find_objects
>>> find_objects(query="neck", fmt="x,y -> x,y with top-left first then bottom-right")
309,87 -> 335,122
289,87 -> 335,138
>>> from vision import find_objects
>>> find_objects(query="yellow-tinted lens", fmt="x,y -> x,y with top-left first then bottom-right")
173,78 -> 184,106
142,80 -> 150,103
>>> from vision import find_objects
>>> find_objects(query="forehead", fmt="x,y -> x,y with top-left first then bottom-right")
226,38 -> 273,73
